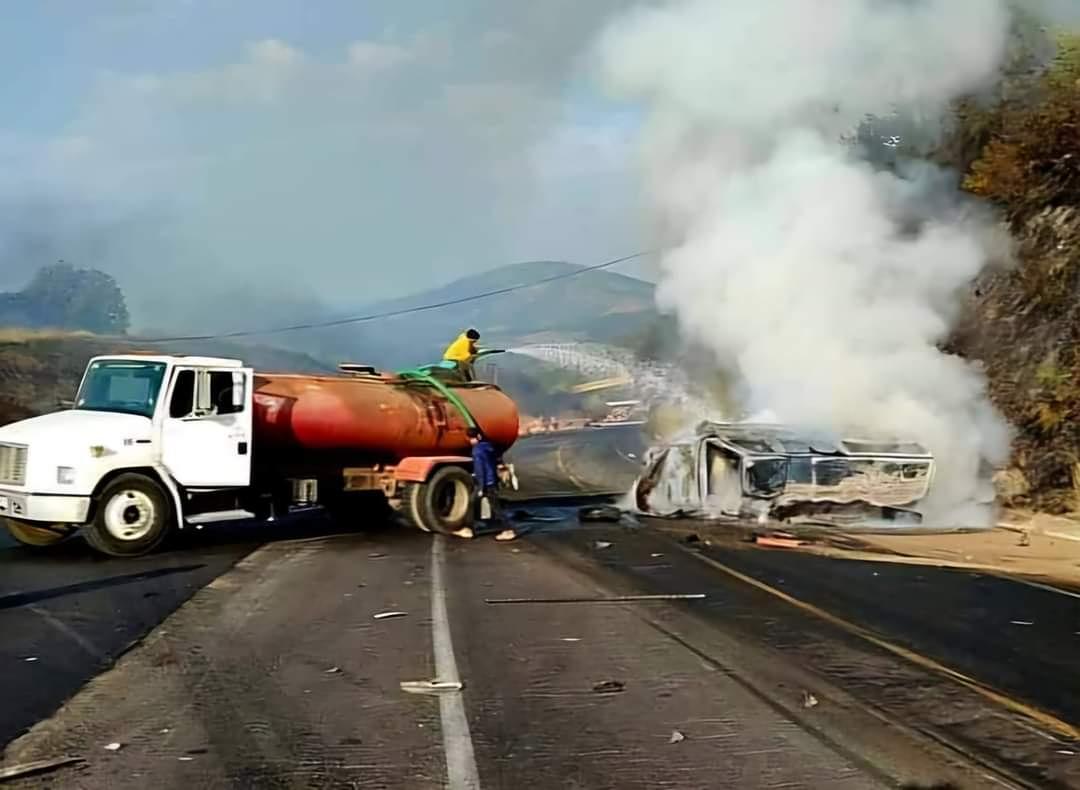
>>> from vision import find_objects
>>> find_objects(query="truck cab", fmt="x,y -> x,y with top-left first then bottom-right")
0,355 -> 254,556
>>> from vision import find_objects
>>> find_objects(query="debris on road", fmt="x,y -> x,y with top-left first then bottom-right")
1010,620 -> 1034,626
650,552 -> 664,558
579,505 -> 622,523
755,536 -> 808,549
485,593 -> 705,604
373,611 -> 408,620
802,691 -> 819,709
1018,532 -> 1031,547
594,540 -> 613,550
23,657 -> 38,663
593,680 -> 625,694
0,756 -> 84,782
400,680 -> 464,695
669,730 -> 686,744
104,742 -> 123,752
684,533 -> 702,545
324,666 -> 342,674
368,552 -> 387,559
561,638 -> 581,642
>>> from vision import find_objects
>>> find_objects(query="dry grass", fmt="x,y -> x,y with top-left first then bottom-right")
0,327 -> 96,344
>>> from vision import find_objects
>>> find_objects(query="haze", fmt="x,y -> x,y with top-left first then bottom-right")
0,0 -> 645,333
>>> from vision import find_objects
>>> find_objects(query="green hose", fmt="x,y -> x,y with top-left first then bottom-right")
397,367 -> 478,430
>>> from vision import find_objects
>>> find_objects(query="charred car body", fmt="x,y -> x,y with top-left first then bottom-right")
632,421 -> 935,526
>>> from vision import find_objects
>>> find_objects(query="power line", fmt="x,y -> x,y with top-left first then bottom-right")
135,250 -> 655,343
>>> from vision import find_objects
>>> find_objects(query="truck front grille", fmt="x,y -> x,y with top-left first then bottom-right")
0,443 -> 27,486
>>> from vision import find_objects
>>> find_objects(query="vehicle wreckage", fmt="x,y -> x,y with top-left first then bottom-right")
631,421 -> 935,526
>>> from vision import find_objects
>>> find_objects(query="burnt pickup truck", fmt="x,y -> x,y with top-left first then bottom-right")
631,421 -> 935,526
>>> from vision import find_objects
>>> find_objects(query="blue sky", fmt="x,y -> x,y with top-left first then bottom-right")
0,1 -> 646,332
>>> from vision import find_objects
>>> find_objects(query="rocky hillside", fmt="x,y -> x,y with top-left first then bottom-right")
946,32 -> 1080,511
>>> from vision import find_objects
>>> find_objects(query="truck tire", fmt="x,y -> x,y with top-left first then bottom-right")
83,474 -> 172,557
2,518 -> 75,548
402,465 -> 474,534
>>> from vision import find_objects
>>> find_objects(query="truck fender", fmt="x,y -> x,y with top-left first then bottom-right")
152,464 -> 186,527
394,455 -> 472,483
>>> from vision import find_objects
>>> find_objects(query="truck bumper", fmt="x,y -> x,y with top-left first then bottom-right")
0,488 -> 91,524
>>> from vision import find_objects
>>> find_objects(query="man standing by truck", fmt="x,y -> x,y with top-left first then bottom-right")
443,328 -> 481,381
452,426 -> 516,541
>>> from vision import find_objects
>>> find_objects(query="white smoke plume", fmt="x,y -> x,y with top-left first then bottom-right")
596,0 -> 1018,526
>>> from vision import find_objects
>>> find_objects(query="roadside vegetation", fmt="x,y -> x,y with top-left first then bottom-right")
943,27 -> 1080,511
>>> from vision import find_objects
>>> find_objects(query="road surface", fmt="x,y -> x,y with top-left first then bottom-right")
1,426 -> 1079,788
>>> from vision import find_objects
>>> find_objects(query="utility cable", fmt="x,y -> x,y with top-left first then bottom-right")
134,249 -> 655,343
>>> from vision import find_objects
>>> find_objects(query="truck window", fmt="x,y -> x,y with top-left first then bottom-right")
76,360 -> 167,418
169,370 -> 195,418
209,371 -> 243,415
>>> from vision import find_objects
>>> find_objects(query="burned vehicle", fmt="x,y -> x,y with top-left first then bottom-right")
632,421 -> 935,526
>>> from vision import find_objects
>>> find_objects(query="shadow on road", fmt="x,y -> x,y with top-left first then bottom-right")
0,565 -> 206,610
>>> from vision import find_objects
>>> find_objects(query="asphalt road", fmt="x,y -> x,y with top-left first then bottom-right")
0,515 -> 359,750
3,426 -> 1080,787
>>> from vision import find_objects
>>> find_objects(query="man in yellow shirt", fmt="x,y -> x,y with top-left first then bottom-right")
443,328 -> 480,381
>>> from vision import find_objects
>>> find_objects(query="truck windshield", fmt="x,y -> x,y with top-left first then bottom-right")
76,360 -> 167,418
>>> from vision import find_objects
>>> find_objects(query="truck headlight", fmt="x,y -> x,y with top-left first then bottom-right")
56,466 -> 76,485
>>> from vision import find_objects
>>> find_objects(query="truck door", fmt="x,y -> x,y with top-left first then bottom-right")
161,367 -> 254,488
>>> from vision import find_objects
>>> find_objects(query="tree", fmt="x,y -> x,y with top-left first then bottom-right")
2,262 -> 130,334
962,32 -> 1080,217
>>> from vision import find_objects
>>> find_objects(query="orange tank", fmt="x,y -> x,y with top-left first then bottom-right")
252,372 -> 519,461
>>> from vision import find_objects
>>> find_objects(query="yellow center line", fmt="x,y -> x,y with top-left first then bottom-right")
677,543 -> 1080,742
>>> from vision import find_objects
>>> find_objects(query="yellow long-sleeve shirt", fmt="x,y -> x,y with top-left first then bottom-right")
443,333 -> 477,362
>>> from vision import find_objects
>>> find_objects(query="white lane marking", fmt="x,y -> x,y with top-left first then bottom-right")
1010,576 -> 1080,601
430,535 -> 482,790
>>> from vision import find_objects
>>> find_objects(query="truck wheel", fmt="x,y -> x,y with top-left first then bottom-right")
403,465 -> 474,534
2,518 -> 75,548
83,474 -> 172,557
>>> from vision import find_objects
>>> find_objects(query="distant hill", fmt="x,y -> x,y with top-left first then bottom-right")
281,260 -> 660,369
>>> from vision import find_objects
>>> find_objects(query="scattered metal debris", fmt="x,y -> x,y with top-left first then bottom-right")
325,666 -> 342,674
594,541 -> 613,550
373,611 -> 408,620
368,552 -> 387,559
0,756 -> 83,782
561,638 -> 581,642
593,680 -> 625,694
579,505 -> 622,523
104,742 -> 123,752
23,657 -> 38,663
802,691 -> 819,709
650,553 -> 665,558
1010,620 -> 1034,626
485,594 -> 706,604
178,756 -> 194,762
400,680 -> 464,695
669,730 -> 686,744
